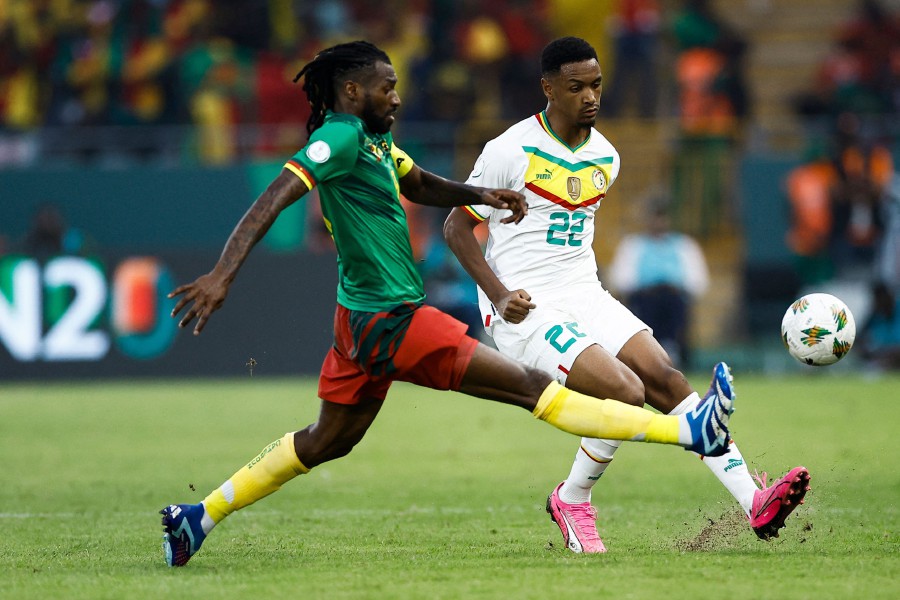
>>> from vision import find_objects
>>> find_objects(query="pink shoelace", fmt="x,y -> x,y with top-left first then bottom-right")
568,504 -> 601,543
752,470 -> 770,490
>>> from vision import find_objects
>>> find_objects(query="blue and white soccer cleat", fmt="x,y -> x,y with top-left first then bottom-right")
684,362 -> 735,457
160,503 -> 207,567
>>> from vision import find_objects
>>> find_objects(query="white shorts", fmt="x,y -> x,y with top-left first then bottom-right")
488,282 -> 649,385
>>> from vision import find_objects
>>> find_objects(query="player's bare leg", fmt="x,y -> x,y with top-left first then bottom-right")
620,333 -> 813,536
546,343 -> 645,553
458,342 -> 732,454
562,331 -> 808,540
161,398 -> 383,566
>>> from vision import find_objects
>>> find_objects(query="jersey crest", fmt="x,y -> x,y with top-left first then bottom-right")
522,146 -> 613,211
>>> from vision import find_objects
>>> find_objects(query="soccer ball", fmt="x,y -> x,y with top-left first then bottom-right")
781,293 -> 856,366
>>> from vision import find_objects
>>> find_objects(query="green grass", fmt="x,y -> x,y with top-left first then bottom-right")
1,373 -> 898,599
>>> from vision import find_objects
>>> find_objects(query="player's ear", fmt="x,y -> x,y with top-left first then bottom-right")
540,77 -> 553,101
343,80 -> 360,103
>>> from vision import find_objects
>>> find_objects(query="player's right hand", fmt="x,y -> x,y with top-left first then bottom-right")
479,189 -> 528,224
494,289 -> 535,324
169,272 -> 230,335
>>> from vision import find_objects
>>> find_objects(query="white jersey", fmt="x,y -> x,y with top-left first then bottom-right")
463,111 -> 621,326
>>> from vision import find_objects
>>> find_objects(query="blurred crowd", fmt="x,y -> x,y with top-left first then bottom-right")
0,0 -> 556,163
794,0 -> 900,130
0,0 -> 763,168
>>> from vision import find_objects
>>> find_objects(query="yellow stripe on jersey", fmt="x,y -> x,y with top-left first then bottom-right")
462,205 -> 488,222
284,159 -> 315,189
390,144 -> 414,178
522,146 -> 613,211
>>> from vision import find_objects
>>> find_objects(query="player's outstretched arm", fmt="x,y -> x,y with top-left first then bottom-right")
169,170 -> 310,334
444,208 -> 535,323
400,165 -> 528,224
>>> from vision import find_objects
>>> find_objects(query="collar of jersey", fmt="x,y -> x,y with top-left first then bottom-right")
536,110 -> 591,153
324,110 -> 379,137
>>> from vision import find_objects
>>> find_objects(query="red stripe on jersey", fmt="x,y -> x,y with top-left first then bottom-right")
558,364 -> 569,375
525,182 -> 603,211
286,160 -> 317,186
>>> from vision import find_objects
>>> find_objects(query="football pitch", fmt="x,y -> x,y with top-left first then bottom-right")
1,373 -> 898,599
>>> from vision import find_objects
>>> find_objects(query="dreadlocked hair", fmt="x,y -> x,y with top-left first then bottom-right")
293,41 -> 391,135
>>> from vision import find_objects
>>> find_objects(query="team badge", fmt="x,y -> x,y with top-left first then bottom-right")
592,168 -> 607,191
366,143 -> 382,161
306,141 -> 331,163
567,176 -> 581,201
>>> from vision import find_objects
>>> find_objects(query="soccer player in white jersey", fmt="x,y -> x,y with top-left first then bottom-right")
444,37 -> 810,553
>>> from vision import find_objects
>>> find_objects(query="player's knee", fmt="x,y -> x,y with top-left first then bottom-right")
523,366 -> 554,400
615,369 -> 645,407
651,364 -> 688,396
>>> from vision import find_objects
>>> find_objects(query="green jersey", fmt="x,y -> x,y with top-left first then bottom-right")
285,111 -> 424,312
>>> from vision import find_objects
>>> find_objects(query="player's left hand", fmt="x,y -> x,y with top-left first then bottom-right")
479,189 -> 528,224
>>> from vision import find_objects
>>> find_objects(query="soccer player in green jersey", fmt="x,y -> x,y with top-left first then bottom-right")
160,40 -> 734,567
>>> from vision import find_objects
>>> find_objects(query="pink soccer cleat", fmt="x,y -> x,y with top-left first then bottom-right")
546,482 -> 607,554
749,466 -> 811,540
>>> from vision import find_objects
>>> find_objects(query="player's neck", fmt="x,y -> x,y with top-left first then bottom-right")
543,109 -> 590,150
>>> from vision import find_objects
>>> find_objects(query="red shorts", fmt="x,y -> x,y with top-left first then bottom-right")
318,303 -> 478,405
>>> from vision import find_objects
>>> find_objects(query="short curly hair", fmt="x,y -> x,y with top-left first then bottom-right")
540,37 -> 598,76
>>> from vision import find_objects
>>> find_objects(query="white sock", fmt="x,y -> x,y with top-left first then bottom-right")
669,392 -> 759,514
200,503 -> 217,534
558,438 -> 622,504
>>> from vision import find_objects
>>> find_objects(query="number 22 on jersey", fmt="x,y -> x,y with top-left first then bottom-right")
546,211 -> 586,246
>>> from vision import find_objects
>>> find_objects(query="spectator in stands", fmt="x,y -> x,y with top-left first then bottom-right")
182,31 -> 254,164
859,280 -> 900,371
116,0 -> 179,127
829,113 -> 894,275
608,198 -> 709,367
785,142 -> 838,285
453,3 -> 509,121
668,0 -> 749,236
497,0 -> 550,119
50,1 -> 117,128
602,0 -> 662,119
877,171 -> 900,288
795,0 -> 900,124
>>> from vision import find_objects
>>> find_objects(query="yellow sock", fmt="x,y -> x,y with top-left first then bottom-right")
202,432 -> 309,524
533,382 -> 682,445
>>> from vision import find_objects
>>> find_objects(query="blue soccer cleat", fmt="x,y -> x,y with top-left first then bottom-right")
684,362 -> 735,457
160,503 -> 208,567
